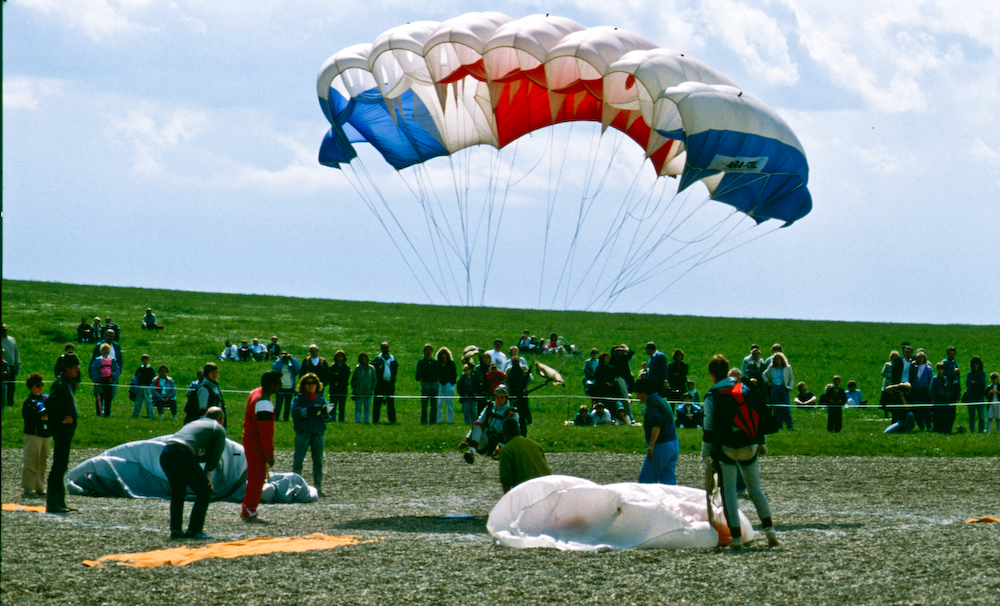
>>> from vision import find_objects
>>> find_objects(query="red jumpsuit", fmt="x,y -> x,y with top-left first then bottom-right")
241,387 -> 274,518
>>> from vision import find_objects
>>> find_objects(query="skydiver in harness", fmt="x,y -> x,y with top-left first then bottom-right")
460,384 -> 519,464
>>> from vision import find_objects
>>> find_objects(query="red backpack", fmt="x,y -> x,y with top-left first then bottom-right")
711,381 -> 778,448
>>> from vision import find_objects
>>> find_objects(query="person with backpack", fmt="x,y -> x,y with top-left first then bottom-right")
701,354 -> 779,550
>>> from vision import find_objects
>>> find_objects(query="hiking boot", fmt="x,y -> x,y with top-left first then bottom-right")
463,449 -> 475,465
765,527 -> 779,547
729,536 -> 743,550
184,532 -> 212,540
46,506 -> 71,514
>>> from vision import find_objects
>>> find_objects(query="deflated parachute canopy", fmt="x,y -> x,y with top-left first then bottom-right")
317,12 -> 810,225
487,475 -> 754,550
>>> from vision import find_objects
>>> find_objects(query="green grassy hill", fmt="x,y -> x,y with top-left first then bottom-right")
2,279 -> 996,456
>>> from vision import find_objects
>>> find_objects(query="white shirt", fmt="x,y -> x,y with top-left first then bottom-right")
489,349 -> 508,369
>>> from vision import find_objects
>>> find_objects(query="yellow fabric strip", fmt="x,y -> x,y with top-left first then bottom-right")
83,534 -> 380,568
2,503 -> 48,513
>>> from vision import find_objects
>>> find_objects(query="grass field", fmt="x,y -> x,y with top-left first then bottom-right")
2,279 -> 997,456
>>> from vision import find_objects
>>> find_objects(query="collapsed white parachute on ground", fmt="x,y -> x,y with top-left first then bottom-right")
487,475 -> 753,550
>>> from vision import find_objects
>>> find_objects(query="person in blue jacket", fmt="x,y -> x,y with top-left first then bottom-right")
271,351 -> 301,422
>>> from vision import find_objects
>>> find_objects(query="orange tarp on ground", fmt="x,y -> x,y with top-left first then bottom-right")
83,533 -> 381,568
3,503 -> 48,513
966,516 -> 1000,523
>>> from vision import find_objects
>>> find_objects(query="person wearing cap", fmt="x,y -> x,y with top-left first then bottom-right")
498,418 -> 551,493
141,308 -> 164,330
161,406 -> 227,538
460,384 -> 519,464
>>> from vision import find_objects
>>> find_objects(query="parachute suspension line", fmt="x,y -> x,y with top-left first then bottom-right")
406,166 -> 462,304
572,153 -> 649,310
341,161 -> 436,305
537,126 -> 559,308
398,168 -> 454,305
632,215 -> 770,314
480,144 -> 512,306
550,126 -> 627,310
607,186 -> 712,299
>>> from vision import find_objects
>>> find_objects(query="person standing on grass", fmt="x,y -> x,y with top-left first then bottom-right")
351,351 -> 376,423
437,347 -> 457,424
762,352 -> 795,430
131,354 -> 156,419
22,373 -> 51,498
160,407 -> 226,539
667,349 -> 689,403
965,356 -> 987,433
242,371 -> 281,522
701,354 -> 778,550
644,341 -> 669,398
416,344 -> 440,425
291,373 -> 329,497
457,364 -> 479,424
328,350 -> 351,423
300,344 -> 330,396
372,342 -> 398,424
825,376 -> 847,433
498,418 -> 551,494
985,372 -> 1000,434
90,343 -> 121,417
195,363 -> 225,426
77,316 -> 94,343
46,354 -> 80,514
633,378 -> 679,485
930,362 -> 956,434
271,351 -> 300,422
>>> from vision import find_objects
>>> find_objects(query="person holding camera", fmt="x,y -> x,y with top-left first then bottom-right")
271,351 -> 301,422
291,373 -> 330,496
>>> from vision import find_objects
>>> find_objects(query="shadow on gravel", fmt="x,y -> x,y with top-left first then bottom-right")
779,522 -> 865,531
330,515 -> 489,534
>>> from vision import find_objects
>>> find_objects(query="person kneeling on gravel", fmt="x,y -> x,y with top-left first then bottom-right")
460,385 -> 519,464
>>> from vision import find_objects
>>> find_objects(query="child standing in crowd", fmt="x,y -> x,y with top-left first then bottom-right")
92,343 -> 120,417
825,376 -> 847,433
22,373 -> 51,497
985,372 -> 1000,434
457,365 -> 478,424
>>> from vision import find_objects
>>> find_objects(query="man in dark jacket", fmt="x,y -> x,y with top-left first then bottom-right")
46,354 -> 81,514
416,344 -> 439,424
372,341 -> 398,424
300,344 -> 330,396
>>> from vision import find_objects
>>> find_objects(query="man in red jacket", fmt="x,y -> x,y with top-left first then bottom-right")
241,370 -> 282,521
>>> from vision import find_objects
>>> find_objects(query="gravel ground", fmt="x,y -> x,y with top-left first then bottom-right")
2,449 -> 998,605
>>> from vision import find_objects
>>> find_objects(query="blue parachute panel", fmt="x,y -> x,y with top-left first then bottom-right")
344,88 -> 449,170
674,129 -> 811,224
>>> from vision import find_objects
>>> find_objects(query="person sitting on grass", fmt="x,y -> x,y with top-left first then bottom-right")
238,340 -> 253,362
141,308 -> 164,330
590,400 -> 612,425
844,380 -> 863,407
498,418 -> 551,494
219,340 -> 239,361
151,365 -> 177,420
77,317 -> 94,343
676,393 -> 702,429
794,382 -> 816,409
250,338 -> 268,361
573,404 -> 594,426
460,384 -> 519,464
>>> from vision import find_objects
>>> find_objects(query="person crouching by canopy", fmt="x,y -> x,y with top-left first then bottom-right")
460,384 -> 519,464
160,406 -> 227,539
633,378 -> 679,485
498,418 -> 551,494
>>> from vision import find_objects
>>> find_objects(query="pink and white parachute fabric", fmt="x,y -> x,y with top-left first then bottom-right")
317,12 -> 810,225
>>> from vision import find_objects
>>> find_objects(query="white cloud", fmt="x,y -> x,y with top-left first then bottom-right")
701,0 -> 798,86
104,106 -> 209,177
2,76 -> 65,110
18,0 -> 154,41
970,138 -> 1000,165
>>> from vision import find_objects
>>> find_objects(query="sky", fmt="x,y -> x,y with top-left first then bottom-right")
3,0 -> 998,325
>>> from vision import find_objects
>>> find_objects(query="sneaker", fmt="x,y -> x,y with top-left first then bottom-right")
765,527 -> 779,547
463,449 -> 475,465
184,532 -> 213,540
729,536 -> 743,550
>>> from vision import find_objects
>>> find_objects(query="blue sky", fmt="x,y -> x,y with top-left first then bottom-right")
3,0 -> 998,324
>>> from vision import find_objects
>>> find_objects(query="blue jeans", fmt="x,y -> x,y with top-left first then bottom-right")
132,386 -> 153,418
968,403 -> 986,433
638,438 -> 679,485
293,431 -> 325,486
420,382 -> 439,424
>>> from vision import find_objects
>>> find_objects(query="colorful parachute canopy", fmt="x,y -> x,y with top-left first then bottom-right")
317,12 -> 810,225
